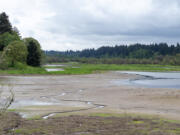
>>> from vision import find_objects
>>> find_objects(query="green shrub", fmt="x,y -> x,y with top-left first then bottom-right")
2,41 -> 28,67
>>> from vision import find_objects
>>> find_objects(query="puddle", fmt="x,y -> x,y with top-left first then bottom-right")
10,99 -> 105,118
115,71 -> 180,89
45,64 -> 65,67
97,105 -> 105,108
10,100 -> 55,108
45,68 -> 64,72
49,98 -> 59,102
41,96 -> 47,99
43,113 -> 56,119
121,71 -> 180,79
19,113 -> 29,118
72,67 -> 80,68
79,89 -> 85,92
41,103 -> 106,119
45,64 -> 65,72
60,93 -> 66,96
87,102 -> 92,105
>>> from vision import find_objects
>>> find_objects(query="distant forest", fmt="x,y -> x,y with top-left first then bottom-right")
46,43 -> 180,58
45,43 -> 180,65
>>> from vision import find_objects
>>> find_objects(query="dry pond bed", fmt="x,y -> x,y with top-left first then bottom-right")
1,71 -> 180,134
0,71 -> 179,119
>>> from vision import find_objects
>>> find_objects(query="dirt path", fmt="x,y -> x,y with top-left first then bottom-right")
1,71 -> 180,119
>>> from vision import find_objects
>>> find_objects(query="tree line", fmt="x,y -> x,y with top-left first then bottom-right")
46,43 -> 180,59
0,12 -> 42,69
45,43 -> 180,65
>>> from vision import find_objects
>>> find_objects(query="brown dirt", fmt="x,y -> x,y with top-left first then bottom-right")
1,112 -> 180,135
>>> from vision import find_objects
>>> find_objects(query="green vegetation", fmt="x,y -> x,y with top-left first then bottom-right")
45,44 -> 180,65
0,63 -> 180,75
46,43 -> 180,60
0,63 -> 46,75
0,12 -> 43,70
3,41 -> 28,67
0,12 -> 12,35
24,38 -> 42,67
44,64 -> 180,75
46,54 -> 180,65
0,32 -> 20,51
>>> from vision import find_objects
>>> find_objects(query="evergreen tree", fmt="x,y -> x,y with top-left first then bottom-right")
0,12 -> 12,34
24,38 -> 42,67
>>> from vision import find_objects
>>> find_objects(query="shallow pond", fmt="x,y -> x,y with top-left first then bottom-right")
45,68 -> 64,72
44,64 -> 65,67
44,64 -> 65,72
115,71 -> 180,89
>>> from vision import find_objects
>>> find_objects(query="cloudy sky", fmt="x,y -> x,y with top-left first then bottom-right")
0,0 -> 180,51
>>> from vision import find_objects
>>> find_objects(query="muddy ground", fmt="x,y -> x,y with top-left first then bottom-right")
1,112 -> 180,135
1,71 -> 180,119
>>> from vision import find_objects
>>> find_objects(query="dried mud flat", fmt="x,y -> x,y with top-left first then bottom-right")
1,71 -> 180,119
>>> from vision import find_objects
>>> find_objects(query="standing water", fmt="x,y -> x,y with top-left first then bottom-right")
115,71 -> 180,89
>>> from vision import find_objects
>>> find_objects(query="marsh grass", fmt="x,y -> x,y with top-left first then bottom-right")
1,63 -> 180,75
46,64 -> 180,75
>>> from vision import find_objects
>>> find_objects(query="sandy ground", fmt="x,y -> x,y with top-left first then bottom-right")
1,71 -> 180,119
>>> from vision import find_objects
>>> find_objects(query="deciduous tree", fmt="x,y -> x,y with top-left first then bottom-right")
0,32 -> 20,51
3,41 -> 28,66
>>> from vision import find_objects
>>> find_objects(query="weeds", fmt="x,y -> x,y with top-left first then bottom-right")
0,113 -> 180,135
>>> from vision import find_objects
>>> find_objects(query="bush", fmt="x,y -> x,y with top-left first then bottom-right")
2,41 -> 28,67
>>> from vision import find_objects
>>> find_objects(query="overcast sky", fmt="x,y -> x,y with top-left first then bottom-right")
0,0 -> 180,51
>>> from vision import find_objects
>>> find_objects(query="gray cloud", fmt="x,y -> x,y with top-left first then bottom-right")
0,0 -> 180,51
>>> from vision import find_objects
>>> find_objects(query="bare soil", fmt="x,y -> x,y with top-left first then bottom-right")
1,71 -> 180,119
1,112 -> 180,135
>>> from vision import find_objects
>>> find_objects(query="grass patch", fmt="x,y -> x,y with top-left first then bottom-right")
27,115 -> 42,120
7,109 -> 17,112
0,63 -> 47,75
131,120 -> 145,124
43,64 -> 180,75
1,63 -> 180,75
14,128 -> 47,134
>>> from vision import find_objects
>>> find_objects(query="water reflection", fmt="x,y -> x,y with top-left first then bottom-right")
45,68 -> 64,72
